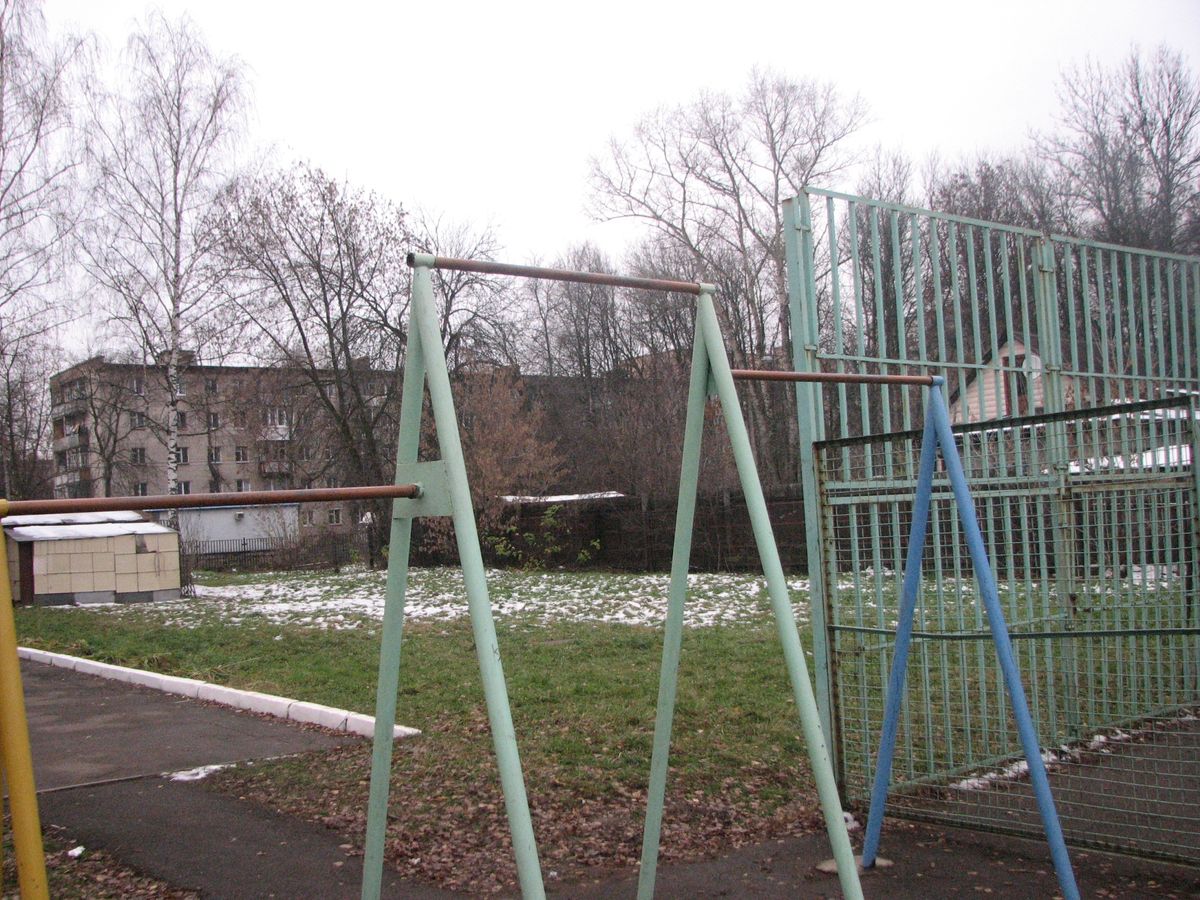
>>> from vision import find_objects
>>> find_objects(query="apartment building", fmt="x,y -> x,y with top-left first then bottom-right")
49,354 -> 360,537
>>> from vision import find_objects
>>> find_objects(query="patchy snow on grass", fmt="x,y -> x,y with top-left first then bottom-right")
84,567 -> 819,632
168,763 -> 233,782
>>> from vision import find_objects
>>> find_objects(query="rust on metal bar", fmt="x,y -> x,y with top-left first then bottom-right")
730,369 -> 937,387
406,253 -> 703,296
2,484 -> 420,517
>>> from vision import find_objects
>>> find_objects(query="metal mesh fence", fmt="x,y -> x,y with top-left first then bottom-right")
816,398 -> 1199,864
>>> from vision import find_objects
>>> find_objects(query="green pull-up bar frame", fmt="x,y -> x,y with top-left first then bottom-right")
359,254 -> 865,900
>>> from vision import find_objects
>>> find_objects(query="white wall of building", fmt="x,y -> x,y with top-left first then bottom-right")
176,505 -> 300,543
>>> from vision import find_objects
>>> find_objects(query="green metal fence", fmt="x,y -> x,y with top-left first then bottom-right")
784,189 -> 1200,863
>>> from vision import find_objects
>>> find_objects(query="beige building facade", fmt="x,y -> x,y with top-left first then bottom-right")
48,356 -> 357,537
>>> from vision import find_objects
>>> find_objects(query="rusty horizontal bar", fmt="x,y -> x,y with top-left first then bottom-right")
1,484 -> 419,517
730,369 -> 937,386
407,253 -> 704,295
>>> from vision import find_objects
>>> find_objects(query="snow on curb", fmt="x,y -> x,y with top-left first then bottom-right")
18,647 -> 420,741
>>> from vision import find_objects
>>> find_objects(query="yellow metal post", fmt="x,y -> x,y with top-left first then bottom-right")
0,506 -> 49,899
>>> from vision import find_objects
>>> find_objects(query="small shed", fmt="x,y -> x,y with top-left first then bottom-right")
3,511 -> 181,606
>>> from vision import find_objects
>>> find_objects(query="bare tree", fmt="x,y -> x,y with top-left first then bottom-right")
410,212 -> 523,371
0,0 -> 83,331
81,12 -> 246,501
1039,46 -> 1200,253
0,0 -> 86,494
0,331 -> 53,498
590,69 -> 866,483
215,163 -> 410,563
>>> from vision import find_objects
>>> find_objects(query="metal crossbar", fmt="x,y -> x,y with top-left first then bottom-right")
406,252 -> 705,295
0,484 -> 419,517
731,368 -> 936,386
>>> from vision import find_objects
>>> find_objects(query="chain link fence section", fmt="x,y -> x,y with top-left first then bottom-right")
816,398 -> 1199,864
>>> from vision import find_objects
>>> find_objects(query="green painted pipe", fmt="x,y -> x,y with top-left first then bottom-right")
636,314 -> 712,899
410,261 -> 546,899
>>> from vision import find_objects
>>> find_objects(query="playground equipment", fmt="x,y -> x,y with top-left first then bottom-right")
0,245 -> 1081,900
643,353 -> 1079,900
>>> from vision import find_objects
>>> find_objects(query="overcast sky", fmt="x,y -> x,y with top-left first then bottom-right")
45,0 -> 1200,265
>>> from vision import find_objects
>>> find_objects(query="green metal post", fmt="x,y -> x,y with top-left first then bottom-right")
410,258 -> 545,899
362,289 -> 428,900
696,290 -> 864,900
783,195 -> 838,778
636,309 -> 713,900
363,260 -> 544,900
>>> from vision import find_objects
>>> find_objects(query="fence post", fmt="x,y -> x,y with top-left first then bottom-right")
1034,238 -> 1081,739
783,194 -> 838,781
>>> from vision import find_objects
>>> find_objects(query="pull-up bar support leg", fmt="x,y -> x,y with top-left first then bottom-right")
361,280 -> 429,899
635,292 -> 713,900
860,383 -> 1079,900
637,290 -> 864,900
362,257 -> 545,900
696,293 -> 863,900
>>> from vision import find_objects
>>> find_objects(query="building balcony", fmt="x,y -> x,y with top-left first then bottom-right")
52,427 -> 90,452
52,467 -> 92,489
50,395 -> 88,417
259,459 -> 293,477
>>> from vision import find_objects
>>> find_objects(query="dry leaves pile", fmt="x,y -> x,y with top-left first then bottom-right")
213,719 -> 824,894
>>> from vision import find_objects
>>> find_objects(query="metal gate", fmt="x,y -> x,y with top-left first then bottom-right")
784,189 -> 1200,863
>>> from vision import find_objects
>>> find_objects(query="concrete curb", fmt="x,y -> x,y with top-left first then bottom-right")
18,646 -> 420,741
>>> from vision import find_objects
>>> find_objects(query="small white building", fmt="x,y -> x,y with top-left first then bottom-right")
948,338 -> 1079,424
169,504 -> 300,544
3,511 -> 180,606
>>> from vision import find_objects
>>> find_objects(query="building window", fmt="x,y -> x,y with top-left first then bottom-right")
176,410 -> 187,428
175,446 -> 189,465
208,412 -> 220,430
208,446 -> 221,463
130,375 -> 145,396
173,481 -> 191,495
327,507 -> 342,525
133,482 -> 148,496
130,447 -> 146,465
325,476 -> 337,488
205,378 -> 218,394
298,445 -> 313,461
208,479 -> 221,493
130,411 -> 147,429
234,446 -> 248,462
176,378 -> 186,396
236,479 -> 251,492
233,410 -> 246,429
262,407 -> 290,427
302,509 -> 315,526
324,446 -> 334,461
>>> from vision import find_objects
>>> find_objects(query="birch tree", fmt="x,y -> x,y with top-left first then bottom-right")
0,0 -> 85,496
82,12 -> 245,498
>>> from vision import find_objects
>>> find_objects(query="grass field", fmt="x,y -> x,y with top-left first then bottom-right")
16,567 -> 829,893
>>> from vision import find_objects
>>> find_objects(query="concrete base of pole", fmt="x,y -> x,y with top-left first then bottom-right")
815,855 -> 894,874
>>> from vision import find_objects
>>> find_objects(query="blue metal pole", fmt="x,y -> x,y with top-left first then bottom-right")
928,384 -> 1080,900
861,394 -> 940,867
